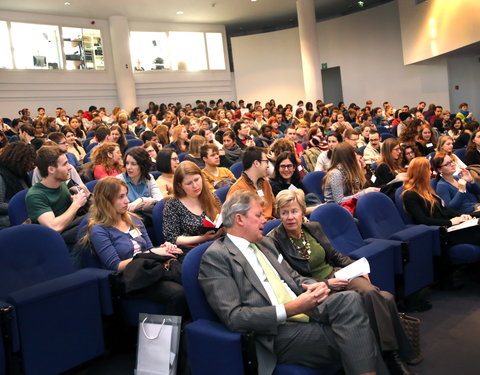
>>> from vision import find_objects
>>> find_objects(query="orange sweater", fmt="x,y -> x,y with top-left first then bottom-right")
227,173 -> 275,220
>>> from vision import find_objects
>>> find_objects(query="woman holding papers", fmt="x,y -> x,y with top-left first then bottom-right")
402,157 -> 480,247
269,189 -> 418,371
163,161 -> 223,255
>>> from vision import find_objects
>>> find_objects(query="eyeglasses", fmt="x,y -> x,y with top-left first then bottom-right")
260,159 -> 269,164
57,141 -> 67,145
441,160 -> 455,167
279,164 -> 294,170
171,157 -> 179,161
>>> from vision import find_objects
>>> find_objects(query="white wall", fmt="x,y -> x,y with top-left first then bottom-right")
230,2 -> 451,110
398,0 -> 480,65
316,1 -> 450,110
231,28 -> 305,105
129,20 -> 235,110
0,12 -> 235,118
447,51 -> 480,119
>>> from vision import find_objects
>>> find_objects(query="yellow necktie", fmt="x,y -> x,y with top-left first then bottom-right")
250,243 -> 309,323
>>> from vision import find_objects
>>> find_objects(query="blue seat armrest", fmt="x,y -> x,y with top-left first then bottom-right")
347,239 -> 398,294
363,238 -> 404,273
7,272 -> 99,306
78,268 -> 114,315
185,319 -> 244,375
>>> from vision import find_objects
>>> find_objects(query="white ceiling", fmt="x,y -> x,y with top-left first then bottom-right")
0,0 -> 391,34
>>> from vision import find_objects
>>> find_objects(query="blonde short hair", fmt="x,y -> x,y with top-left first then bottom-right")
274,189 -> 307,217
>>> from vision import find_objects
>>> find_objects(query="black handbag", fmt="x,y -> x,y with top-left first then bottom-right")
122,251 -> 182,294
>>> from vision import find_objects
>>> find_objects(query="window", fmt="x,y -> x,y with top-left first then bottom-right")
129,32 -> 170,71
206,33 -> 226,70
62,27 -> 104,70
130,31 -> 226,72
10,22 -> 63,69
0,21 -> 13,69
169,32 -> 208,71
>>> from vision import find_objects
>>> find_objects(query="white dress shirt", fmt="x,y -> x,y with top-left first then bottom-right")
227,233 -> 297,322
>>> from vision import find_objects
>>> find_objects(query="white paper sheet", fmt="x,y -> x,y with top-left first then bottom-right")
334,257 -> 370,281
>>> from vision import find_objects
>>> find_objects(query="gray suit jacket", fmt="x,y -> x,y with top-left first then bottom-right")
199,235 -> 319,374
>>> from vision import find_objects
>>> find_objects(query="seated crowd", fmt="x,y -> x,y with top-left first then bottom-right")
0,98 -> 479,375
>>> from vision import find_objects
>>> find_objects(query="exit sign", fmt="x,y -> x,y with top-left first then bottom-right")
321,63 -> 328,70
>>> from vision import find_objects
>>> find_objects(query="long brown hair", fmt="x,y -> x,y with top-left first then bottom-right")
324,142 -> 366,195
416,124 -> 436,146
81,177 -> 138,246
173,161 -> 220,220
402,157 -> 438,213
378,138 -> 406,174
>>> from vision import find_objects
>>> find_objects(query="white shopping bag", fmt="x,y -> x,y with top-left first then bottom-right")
135,314 -> 182,375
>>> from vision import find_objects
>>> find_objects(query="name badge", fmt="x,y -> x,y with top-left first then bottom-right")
371,175 -> 377,183
288,184 -> 297,190
297,165 -> 303,172
426,143 -> 434,148
278,254 -> 284,263
129,228 -> 141,239
257,189 -> 264,197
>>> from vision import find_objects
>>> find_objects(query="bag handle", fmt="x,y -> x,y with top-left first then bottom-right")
141,316 -> 166,340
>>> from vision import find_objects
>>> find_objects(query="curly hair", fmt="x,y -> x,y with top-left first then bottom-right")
0,142 -> 36,175
91,142 -> 123,174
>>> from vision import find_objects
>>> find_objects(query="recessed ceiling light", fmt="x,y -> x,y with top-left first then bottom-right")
176,10 -> 184,15
64,1 -> 71,5
251,0 -> 257,2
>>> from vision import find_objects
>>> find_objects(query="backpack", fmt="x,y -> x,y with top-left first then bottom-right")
302,147 -> 322,172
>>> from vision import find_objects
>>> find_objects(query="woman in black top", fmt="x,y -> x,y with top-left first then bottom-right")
374,138 -> 406,187
402,157 -> 480,247
453,121 -> 477,150
465,128 -> 480,165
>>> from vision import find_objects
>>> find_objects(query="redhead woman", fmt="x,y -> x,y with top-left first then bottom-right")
92,142 -> 124,180
82,177 -> 187,315
163,161 -> 223,253
155,149 -> 180,197
402,157 -> 480,247
268,189 -> 417,373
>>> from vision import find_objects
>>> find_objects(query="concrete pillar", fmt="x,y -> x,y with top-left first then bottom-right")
296,0 -> 323,102
108,16 -> 137,111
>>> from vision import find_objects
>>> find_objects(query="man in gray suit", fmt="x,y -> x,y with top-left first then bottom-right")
199,191 -> 388,375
